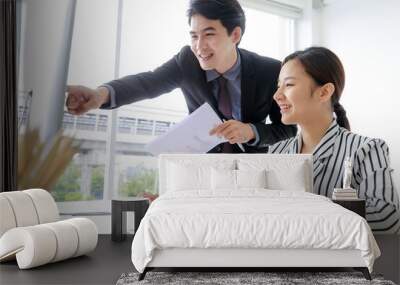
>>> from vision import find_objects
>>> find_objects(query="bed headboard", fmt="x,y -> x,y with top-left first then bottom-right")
158,154 -> 313,195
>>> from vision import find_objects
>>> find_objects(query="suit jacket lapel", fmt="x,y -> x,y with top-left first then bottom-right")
239,49 -> 256,122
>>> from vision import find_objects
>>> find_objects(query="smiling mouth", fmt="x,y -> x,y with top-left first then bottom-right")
198,54 -> 213,62
279,104 -> 291,113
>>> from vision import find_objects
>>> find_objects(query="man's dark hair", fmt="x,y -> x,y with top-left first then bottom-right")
187,0 -> 246,37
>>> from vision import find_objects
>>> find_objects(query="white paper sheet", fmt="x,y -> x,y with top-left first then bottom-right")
146,103 -> 228,156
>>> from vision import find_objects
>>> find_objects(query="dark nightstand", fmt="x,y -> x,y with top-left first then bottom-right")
111,198 -> 149,242
332,198 -> 365,218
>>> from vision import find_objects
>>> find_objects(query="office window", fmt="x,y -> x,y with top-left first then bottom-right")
112,0 -> 296,199
53,156 -> 105,202
49,0 -> 117,205
52,163 -> 82,201
48,0 -> 297,208
76,114 -> 97,131
136,119 -> 154,136
117,160 -> 158,198
154,121 -> 171,136
240,6 -> 294,61
118,117 -> 136,134
18,105 -> 29,128
17,92 -> 32,131
63,112 -> 75,129
97,114 -> 108,132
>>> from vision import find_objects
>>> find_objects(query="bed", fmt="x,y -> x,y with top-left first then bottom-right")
131,154 -> 380,280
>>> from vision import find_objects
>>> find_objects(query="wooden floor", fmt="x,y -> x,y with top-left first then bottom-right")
1,234 -> 398,284
0,235 -> 133,285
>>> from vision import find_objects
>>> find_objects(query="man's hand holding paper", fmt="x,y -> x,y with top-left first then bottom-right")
209,119 -> 255,144
146,103 -> 228,156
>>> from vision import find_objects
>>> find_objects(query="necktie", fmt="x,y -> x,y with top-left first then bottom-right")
217,76 -> 234,153
217,76 -> 232,120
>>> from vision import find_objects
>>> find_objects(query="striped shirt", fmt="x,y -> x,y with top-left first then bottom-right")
267,120 -> 400,234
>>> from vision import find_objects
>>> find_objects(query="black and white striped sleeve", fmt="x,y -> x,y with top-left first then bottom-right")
353,138 -> 400,234
266,137 -> 295,154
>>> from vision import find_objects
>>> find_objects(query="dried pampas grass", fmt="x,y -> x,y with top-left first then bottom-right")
18,128 -> 79,190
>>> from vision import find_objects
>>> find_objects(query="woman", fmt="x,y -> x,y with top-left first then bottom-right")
269,47 -> 400,234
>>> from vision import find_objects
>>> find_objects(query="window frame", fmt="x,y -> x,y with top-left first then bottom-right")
57,0 -> 302,214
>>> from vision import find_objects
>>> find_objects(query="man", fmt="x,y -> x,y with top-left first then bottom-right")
66,0 -> 297,153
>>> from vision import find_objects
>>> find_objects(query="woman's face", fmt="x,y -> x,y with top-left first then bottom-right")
273,59 -> 324,126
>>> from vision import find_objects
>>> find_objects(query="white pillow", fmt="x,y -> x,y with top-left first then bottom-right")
211,168 -> 236,190
166,159 -> 236,192
238,158 -> 310,192
167,162 -> 210,191
211,169 -> 267,190
236,169 -> 267,189
266,162 -> 307,191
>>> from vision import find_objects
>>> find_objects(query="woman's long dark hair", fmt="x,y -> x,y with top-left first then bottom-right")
283,47 -> 350,131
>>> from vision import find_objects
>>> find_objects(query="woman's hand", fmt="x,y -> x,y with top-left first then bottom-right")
142,192 -> 159,203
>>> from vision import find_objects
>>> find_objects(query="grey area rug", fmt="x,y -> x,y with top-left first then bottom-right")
116,272 -> 396,285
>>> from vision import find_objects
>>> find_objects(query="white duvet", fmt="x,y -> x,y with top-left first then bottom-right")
131,190 -> 380,273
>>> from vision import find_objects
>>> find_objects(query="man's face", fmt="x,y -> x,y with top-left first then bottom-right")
190,14 -> 240,73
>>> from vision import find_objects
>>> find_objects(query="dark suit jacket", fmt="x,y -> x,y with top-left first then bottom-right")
102,46 -> 297,153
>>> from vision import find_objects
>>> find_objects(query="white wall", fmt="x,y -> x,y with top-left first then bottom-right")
316,0 -> 400,197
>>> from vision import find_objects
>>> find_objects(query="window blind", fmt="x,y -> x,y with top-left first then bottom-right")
240,0 -> 303,19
